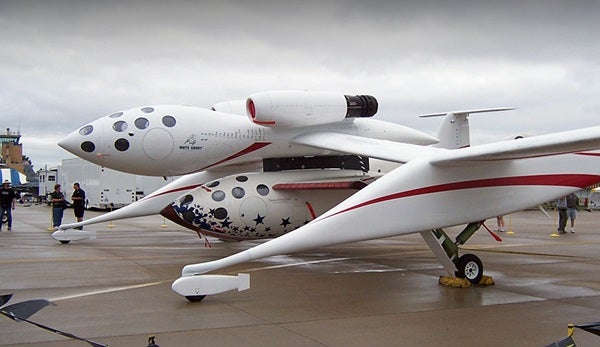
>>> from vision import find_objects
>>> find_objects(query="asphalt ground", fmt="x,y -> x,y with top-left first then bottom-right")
1,204 -> 599,346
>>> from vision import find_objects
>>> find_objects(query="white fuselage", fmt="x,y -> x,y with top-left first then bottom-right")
58,105 -> 436,176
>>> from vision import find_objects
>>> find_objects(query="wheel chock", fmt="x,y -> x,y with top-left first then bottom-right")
439,275 -> 495,288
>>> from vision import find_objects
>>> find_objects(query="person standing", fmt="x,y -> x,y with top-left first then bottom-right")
71,183 -> 86,230
566,193 -> 580,233
556,196 -> 568,234
0,180 -> 17,231
50,184 -> 65,229
495,215 -> 505,232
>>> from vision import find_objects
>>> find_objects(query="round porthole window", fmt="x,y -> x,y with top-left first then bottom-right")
135,117 -> 149,129
81,141 -> 95,153
179,194 -> 193,206
162,115 -> 176,127
232,187 -> 245,199
79,125 -> 93,136
211,190 -> 225,201
213,207 -> 228,220
114,138 -> 130,151
113,121 -> 128,132
256,184 -> 269,196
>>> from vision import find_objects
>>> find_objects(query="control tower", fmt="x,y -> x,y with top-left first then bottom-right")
0,128 -> 25,174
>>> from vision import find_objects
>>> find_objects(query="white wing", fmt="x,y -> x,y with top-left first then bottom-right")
292,127 -> 600,166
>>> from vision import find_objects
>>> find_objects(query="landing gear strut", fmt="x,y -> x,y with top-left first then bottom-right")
420,222 -> 487,285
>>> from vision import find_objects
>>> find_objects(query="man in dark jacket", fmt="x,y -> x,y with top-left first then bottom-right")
0,180 -> 17,231
71,183 -> 86,229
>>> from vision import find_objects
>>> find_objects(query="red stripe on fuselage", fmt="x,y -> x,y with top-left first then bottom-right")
327,174 -> 600,219
201,142 -> 271,170
576,152 -> 600,157
142,142 -> 272,202
146,184 -> 203,199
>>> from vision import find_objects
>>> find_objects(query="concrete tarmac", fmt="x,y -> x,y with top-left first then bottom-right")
1,204 -> 600,346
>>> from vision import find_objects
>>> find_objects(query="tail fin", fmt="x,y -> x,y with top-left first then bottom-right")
420,108 -> 514,149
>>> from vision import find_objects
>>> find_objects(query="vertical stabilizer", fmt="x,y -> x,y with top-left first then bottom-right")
420,108 -> 514,149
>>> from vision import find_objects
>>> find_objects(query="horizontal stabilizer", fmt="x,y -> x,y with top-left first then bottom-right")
419,107 -> 515,118
172,273 -> 250,296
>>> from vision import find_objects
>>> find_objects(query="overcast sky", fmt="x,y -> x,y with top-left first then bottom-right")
1,0 -> 599,169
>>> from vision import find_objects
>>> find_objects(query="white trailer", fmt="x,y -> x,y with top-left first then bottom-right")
37,167 -> 57,202
57,158 -> 173,209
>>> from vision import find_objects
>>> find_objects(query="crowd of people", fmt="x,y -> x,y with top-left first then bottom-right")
1,180 -> 85,231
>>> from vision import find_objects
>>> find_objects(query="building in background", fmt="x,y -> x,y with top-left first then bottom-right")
0,128 -> 38,194
39,157 -> 174,209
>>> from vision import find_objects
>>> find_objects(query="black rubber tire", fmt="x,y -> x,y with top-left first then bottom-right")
456,254 -> 483,284
185,295 -> 206,302
59,240 -> 71,244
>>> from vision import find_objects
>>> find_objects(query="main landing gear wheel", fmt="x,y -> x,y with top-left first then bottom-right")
456,254 -> 483,284
185,295 -> 206,302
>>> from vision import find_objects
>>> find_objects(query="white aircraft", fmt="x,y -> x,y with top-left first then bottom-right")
54,91 -> 436,242
54,90 -> 600,302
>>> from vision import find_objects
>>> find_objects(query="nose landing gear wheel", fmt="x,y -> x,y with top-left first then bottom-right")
456,254 -> 483,284
185,295 -> 206,302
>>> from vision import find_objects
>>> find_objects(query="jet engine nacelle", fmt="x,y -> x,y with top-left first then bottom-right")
246,91 -> 378,128
211,99 -> 247,116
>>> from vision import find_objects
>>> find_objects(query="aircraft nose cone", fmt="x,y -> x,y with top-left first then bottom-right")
58,130 -> 80,153
58,124 -> 99,158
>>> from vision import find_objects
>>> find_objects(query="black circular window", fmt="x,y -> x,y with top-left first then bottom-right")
179,194 -> 193,206
81,141 -> 95,153
112,121 -> 128,132
236,176 -> 248,182
256,184 -> 269,196
109,112 -> 123,118
211,190 -> 225,201
206,181 -> 220,188
141,107 -> 154,113
232,187 -> 245,199
135,117 -> 149,129
162,115 -> 176,127
213,207 -> 228,220
79,125 -> 93,136
114,138 -> 130,151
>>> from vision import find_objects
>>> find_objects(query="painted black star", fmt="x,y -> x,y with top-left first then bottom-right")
208,208 -> 216,217
280,217 -> 291,227
265,226 -> 271,232
220,218 -> 232,228
253,214 -> 265,225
